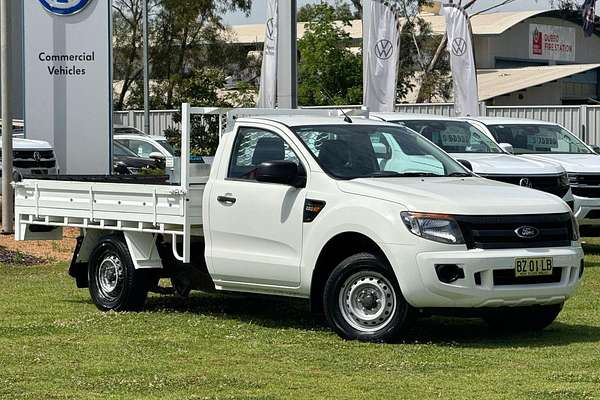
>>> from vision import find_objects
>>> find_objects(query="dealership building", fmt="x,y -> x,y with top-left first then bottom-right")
232,9 -> 600,106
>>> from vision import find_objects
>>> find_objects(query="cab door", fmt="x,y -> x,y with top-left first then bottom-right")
207,125 -> 308,287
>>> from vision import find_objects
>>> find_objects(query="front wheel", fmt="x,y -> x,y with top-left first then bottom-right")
88,235 -> 150,312
483,303 -> 564,332
323,252 -> 411,342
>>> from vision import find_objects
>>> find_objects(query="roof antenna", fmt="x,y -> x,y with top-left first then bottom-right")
316,71 -> 353,123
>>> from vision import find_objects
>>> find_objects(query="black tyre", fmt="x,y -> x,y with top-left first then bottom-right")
483,303 -> 563,332
323,252 -> 411,342
88,235 -> 150,312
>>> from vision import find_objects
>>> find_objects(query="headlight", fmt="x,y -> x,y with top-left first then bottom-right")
401,212 -> 465,244
570,212 -> 580,241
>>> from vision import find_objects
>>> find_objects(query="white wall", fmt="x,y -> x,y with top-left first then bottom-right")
0,2 -> 24,119
491,81 -> 562,106
475,17 -> 600,69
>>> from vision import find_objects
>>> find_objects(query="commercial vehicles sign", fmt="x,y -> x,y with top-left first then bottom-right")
529,23 -> 576,62
24,0 -> 112,174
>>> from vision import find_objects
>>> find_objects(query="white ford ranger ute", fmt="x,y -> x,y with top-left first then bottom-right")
14,111 -> 584,342
465,117 -> 600,232
371,113 -> 574,209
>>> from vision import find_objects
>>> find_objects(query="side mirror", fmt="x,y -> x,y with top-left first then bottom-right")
256,160 -> 306,188
149,151 -> 166,161
498,143 -> 514,154
372,143 -> 390,160
457,159 -> 473,171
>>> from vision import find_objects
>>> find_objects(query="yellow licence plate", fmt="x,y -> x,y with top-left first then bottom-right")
514,257 -> 554,277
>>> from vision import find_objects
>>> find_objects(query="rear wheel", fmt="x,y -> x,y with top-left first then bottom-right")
88,235 -> 150,312
483,303 -> 563,332
323,252 -> 411,342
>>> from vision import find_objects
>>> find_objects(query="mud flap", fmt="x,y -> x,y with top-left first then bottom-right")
68,236 -> 89,288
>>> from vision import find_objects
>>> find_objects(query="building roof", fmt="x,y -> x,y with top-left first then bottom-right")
228,10 -> 592,44
477,64 -> 600,101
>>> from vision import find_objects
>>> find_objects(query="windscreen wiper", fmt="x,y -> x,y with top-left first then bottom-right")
448,172 -> 472,177
389,172 -> 443,177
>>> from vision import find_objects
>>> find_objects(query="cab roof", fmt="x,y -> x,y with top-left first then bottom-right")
235,115 -> 402,129
371,112 -> 461,122
462,116 -> 559,126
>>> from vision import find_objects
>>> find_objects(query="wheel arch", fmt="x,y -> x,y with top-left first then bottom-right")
309,231 -> 394,314
69,230 -> 162,288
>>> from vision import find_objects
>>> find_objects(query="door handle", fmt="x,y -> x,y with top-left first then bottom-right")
217,195 -> 237,205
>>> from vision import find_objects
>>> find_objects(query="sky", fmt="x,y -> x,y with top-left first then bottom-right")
222,0 -> 563,25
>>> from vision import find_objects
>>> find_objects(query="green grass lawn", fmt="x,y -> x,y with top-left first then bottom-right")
2,242 -> 600,400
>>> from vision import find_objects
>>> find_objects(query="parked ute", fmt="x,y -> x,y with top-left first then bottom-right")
465,117 -> 600,230
14,110 -> 584,342
371,113 -> 574,208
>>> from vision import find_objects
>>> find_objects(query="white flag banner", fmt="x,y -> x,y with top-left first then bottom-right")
443,3 -> 479,117
256,0 -> 278,108
363,0 -> 401,112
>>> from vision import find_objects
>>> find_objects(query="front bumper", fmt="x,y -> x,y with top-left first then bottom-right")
574,195 -> 600,226
386,244 -> 584,309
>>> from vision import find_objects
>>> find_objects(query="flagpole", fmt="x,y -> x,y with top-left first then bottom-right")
142,0 -> 150,134
1,0 -> 14,234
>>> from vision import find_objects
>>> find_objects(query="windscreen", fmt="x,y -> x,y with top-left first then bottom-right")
486,124 -> 591,155
292,124 -> 470,179
156,140 -> 175,156
398,120 -> 502,154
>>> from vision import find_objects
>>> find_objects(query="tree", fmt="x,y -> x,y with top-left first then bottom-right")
297,2 -> 363,106
112,0 -> 156,110
112,0 -> 252,110
297,0 -> 359,22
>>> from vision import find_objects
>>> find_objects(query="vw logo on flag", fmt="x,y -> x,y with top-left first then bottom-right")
374,39 -> 394,60
38,0 -> 93,16
451,38 -> 468,57
266,18 -> 275,41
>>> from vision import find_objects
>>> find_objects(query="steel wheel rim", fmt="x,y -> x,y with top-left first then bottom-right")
339,271 -> 396,333
97,254 -> 124,300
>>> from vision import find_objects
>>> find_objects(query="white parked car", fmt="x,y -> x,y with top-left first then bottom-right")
465,117 -> 600,230
371,113 -> 574,209
15,112 -> 583,342
114,133 -> 176,168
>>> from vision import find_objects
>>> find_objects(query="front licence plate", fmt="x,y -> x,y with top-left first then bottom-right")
514,257 -> 554,277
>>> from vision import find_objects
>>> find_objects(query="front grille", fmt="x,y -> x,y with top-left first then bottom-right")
455,213 -> 573,250
493,268 -> 562,286
10,150 -> 56,169
585,210 -> 600,219
13,160 -> 56,168
481,174 -> 569,198
13,150 -> 54,159
569,174 -> 600,198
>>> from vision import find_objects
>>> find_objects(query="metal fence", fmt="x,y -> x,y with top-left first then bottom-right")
113,110 -> 179,136
116,104 -> 600,144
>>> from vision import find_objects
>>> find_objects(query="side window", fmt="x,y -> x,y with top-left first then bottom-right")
228,127 -> 300,180
121,139 -> 159,158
